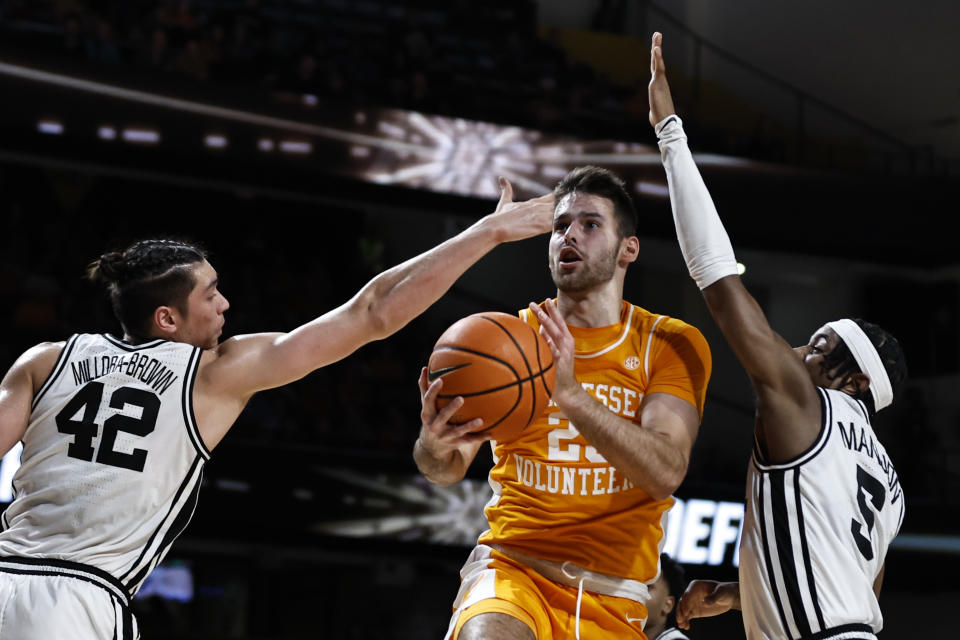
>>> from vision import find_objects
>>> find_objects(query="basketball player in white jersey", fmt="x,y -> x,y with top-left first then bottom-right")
0,178 -> 553,639
646,32 -> 908,640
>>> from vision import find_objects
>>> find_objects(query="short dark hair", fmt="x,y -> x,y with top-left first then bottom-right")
660,553 -> 687,628
824,318 -> 908,415
87,238 -> 207,340
553,165 -> 638,239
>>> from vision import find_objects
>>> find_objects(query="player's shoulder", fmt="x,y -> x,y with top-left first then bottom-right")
18,339 -> 70,368
517,305 -> 541,330
627,302 -> 705,340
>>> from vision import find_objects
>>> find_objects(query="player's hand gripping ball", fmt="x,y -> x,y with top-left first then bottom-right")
428,312 -> 555,442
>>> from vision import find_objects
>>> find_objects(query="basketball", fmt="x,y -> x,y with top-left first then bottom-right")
428,311 -> 555,442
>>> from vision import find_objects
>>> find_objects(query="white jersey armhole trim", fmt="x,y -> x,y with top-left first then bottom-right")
181,346 -> 210,460
31,333 -> 79,410
752,387 -> 833,472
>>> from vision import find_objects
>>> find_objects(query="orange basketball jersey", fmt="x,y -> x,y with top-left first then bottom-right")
477,300 -> 711,583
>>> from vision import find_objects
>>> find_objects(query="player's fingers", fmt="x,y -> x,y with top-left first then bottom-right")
650,33 -> 658,73
542,299 -> 569,338
703,586 -> 721,605
424,375 -> 443,400
532,192 -> 555,204
418,367 -> 430,396
527,302 -> 553,331
421,377 -> 443,416
435,394 -> 465,425
461,428 -> 494,444
497,176 -> 514,208
452,418 -> 484,438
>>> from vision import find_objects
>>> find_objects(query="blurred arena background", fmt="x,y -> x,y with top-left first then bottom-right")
1,1 -> 959,638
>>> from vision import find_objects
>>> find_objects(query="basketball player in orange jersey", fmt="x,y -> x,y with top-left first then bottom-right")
415,166 -> 713,639
0,179 -> 552,640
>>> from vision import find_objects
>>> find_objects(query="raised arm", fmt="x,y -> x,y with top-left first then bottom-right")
196,179 -> 554,448
648,32 -> 821,461
0,342 -> 64,456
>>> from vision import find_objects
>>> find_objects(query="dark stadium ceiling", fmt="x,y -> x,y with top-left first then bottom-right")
0,57 -> 957,270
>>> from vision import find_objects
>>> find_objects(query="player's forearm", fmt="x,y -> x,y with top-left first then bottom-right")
413,437 -> 469,486
358,219 -> 502,340
555,388 -> 687,500
656,116 -> 739,291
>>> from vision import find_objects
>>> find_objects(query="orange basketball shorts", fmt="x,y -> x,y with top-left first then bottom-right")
445,545 -> 650,640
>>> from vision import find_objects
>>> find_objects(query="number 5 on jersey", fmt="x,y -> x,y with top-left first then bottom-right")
851,464 -> 885,560
55,381 -> 159,472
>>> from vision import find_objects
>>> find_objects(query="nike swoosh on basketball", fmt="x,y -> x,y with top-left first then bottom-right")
428,363 -> 471,380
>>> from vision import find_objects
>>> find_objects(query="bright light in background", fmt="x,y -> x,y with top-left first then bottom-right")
362,111 -> 560,198
257,138 -> 275,152
279,140 -> 312,154
0,443 -> 22,502
203,134 -> 228,149
662,497 -> 744,567
635,180 -> 670,198
122,128 -> 160,144
97,125 -> 117,140
37,120 -> 63,135
737,262 -> 747,275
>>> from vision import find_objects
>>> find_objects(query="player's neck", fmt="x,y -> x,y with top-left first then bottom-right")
555,281 -> 624,328
645,623 -> 665,640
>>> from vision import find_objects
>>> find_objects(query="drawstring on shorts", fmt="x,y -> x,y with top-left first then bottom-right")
562,562 -> 585,640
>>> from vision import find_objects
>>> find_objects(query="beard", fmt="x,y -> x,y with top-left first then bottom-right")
550,245 -> 618,292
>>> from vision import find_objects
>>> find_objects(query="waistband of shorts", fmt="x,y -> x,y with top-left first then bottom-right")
798,623 -> 877,640
0,555 -> 131,606
490,544 -> 650,603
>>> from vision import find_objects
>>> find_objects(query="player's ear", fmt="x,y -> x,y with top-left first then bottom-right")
154,306 -> 179,336
663,594 -> 676,616
843,372 -> 871,397
619,235 -> 640,266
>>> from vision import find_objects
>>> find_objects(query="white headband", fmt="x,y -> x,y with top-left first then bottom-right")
825,319 -> 893,411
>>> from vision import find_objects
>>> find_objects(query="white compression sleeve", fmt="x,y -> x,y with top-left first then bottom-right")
656,115 -> 740,290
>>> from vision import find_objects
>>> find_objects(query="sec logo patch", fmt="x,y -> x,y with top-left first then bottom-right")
624,356 -> 640,370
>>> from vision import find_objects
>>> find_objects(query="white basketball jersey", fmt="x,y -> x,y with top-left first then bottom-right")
0,333 -> 209,600
739,387 -> 905,640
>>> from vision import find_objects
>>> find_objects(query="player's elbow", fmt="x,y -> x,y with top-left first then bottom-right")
422,472 -> 461,488
646,480 -> 679,502
646,463 -> 688,502
349,287 -> 394,340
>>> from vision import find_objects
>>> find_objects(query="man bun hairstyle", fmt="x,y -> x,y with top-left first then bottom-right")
823,318 -> 908,415
87,238 -> 208,341
554,165 -> 638,239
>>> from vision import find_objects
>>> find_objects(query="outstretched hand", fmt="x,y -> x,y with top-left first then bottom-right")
487,176 -> 555,243
675,580 -> 740,629
648,31 -> 677,128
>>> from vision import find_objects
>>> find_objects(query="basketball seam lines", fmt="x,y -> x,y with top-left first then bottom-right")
485,315 -> 538,429
434,362 -> 555,398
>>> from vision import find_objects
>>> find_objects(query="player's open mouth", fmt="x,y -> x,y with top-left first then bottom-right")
559,247 -> 582,264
